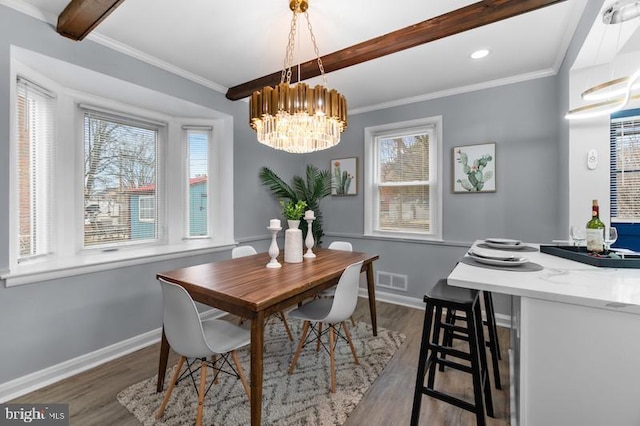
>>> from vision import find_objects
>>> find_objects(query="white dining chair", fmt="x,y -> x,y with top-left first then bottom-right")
288,260 -> 364,393
156,278 -> 250,426
231,245 -> 293,341
327,241 -> 353,251
317,241 -> 356,326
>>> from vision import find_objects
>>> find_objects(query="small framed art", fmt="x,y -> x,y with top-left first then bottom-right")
331,157 -> 357,195
452,143 -> 496,193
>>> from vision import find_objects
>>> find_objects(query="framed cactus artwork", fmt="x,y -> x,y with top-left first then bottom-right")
331,157 -> 357,195
452,143 -> 496,193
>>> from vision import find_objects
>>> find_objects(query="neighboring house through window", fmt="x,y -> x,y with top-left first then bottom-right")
185,127 -> 210,238
364,116 -> 443,241
83,108 -> 159,246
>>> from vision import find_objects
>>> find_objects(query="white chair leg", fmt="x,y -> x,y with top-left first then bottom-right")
156,356 -> 185,419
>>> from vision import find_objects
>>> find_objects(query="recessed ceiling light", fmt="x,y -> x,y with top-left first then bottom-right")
470,49 -> 490,59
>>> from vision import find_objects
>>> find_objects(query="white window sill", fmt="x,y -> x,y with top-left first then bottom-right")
1,239 -> 235,287
363,231 -> 443,242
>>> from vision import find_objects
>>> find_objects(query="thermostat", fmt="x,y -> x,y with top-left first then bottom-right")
587,149 -> 598,170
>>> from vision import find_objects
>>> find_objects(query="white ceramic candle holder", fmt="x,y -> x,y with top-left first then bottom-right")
303,218 -> 316,258
266,226 -> 282,268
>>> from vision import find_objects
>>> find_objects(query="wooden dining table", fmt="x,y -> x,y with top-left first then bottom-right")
155,247 -> 379,426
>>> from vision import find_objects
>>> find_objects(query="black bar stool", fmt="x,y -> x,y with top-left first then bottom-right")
441,290 -> 502,389
411,279 -> 494,426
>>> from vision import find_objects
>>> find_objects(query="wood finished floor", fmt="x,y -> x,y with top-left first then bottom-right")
11,300 -> 510,425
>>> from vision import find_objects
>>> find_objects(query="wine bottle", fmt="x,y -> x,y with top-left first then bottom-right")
586,199 -> 605,253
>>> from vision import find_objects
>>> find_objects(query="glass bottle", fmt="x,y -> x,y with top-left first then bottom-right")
586,199 -> 605,253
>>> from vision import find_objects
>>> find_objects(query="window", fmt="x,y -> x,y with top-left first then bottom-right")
15,77 -> 55,260
6,54 -> 234,287
82,108 -> 160,246
610,108 -> 640,250
185,127 -> 210,237
365,117 -> 442,240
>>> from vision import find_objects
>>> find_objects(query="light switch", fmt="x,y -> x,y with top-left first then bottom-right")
587,149 -> 598,170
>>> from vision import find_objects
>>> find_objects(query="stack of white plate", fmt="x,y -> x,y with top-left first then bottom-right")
467,247 -> 528,267
483,237 -> 525,250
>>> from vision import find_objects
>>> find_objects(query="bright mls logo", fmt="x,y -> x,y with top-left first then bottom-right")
0,404 -> 68,425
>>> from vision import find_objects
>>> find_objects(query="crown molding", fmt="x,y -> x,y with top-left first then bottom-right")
350,68 -> 557,115
86,32 -> 228,94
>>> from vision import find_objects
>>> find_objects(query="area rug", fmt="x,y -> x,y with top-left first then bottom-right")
117,321 -> 405,425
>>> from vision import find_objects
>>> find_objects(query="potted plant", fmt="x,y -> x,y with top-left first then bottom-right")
281,200 -> 307,228
259,165 -> 331,246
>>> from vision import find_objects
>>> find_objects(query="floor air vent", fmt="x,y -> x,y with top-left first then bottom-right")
376,271 -> 408,292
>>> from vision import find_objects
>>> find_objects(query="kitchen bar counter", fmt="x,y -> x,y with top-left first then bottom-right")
448,241 -> 640,426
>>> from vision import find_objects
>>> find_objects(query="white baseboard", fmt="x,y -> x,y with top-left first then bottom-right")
0,308 -> 225,403
1,292 -> 510,403
0,328 -> 161,403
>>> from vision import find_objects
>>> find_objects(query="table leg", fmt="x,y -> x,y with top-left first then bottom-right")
250,312 -> 265,426
156,328 -> 170,393
365,263 -> 378,336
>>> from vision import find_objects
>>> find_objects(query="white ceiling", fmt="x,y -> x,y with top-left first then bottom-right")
6,0 -> 636,113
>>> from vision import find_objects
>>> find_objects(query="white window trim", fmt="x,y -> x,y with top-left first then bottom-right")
364,116 -> 443,241
4,55 -> 235,287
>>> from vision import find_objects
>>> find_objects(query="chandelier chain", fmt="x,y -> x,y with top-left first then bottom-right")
304,11 -> 328,86
281,9 -> 299,84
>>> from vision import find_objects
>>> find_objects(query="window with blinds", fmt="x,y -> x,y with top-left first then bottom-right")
185,127 -> 210,237
610,109 -> 640,223
83,109 -> 159,247
16,77 -> 55,260
373,128 -> 434,234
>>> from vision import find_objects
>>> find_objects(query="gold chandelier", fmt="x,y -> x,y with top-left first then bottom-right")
249,0 -> 347,153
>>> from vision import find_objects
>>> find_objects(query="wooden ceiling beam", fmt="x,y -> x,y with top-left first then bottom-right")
57,0 -> 126,41
226,0 -> 567,101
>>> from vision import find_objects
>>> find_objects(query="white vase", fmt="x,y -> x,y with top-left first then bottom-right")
284,220 -> 303,263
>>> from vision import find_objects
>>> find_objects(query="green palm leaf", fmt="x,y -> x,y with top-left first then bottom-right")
259,167 -> 298,201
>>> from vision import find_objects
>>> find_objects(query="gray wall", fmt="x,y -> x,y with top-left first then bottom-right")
306,77 -> 563,311
0,3 -> 595,387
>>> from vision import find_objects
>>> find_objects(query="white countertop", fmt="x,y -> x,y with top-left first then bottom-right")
447,241 -> 640,313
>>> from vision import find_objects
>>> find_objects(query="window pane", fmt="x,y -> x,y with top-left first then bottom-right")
374,128 -> 433,235
378,185 -> 430,232
16,78 -> 54,259
378,134 -> 429,183
611,113 -> 640,222
186,129 -> 209,237
611,171 -> 640,220
83,111 -> 158,246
